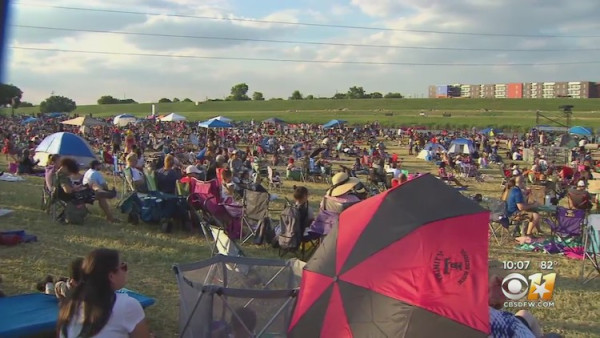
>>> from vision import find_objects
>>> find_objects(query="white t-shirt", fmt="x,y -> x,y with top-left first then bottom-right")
83,169 -> 106,187
62,293 -> 145,338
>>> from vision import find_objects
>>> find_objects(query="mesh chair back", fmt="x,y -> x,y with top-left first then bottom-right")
243,190 -> 270,223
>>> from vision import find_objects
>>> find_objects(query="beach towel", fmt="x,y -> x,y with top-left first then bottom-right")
0,290 -> 155,337
0,173 -> 25,182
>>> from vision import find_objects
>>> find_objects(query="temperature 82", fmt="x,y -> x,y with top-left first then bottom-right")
540,261 -> 556,270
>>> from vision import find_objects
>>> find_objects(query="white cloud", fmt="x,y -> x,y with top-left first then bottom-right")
6,0 -> 600,104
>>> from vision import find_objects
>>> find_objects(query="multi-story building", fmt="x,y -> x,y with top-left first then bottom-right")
430,81 -> 600,98
494,84 -> 507,98
480,84 -> 495,98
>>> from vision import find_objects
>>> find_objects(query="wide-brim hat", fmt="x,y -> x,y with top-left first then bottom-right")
327,172 -> 361,197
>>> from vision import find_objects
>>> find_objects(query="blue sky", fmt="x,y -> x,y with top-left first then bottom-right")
4,0 -> 600,104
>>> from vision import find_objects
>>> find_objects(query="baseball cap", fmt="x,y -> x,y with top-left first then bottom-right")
577,180 -> 586,187
185,165 -> 202,174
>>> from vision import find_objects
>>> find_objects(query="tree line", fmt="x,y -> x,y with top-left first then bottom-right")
1,82 -> 405,115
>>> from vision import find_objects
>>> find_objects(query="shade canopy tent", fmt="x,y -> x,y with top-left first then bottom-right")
61,116 -> 107,127
160,113 -> 187,122
323,119 -> 347,129
448,138 -> 475,155
45,112 -> 66,118
198,119 -> 233,129
34,132 -> 98,167
569,126 -> 593,137
288,174 -> 490,337
479,127 -> 501,136
262,117 -> 287,125
113,114 -> 137,126
209,115 -> 233,123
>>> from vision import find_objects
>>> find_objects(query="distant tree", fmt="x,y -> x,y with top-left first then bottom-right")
0,83 -> 23,108
252,92 -> 265,101
40,95 -> 76,113
98,96 -> 137,104
305,95 -> 314,100
347,86 -> 366,99
98,95 -> 119,104
228,83 -> 250,101
182,98 -> 193,102
289,90 -> 303,100
19,101 -> 34,107
269,98 -> 284,101
370,92 -> 383,99
384,92 -> 404,99
332,93 -> 347,99
173,98 -> 180,102
158,98 -> 172,103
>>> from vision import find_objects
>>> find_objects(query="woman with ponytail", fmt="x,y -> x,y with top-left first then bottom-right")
58,248 -> 151,338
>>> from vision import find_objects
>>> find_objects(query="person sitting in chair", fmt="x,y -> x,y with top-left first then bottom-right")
156,154 -> 181,195
568,180 -> 593,210
322,172 -> 366,208
124,153 -> 147,193
18,149 -> 42,174
83,160 -> 118,222
438,162 -> 467,187
506,176 -> 542,237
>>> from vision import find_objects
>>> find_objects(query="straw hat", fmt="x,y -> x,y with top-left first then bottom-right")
327,172 -> 361,197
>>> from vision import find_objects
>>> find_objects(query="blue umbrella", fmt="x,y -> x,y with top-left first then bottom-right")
569,126 -> 592,137
21,117 -> 38,125
198,119 -> 233,128
480,127 -> 501,135
34,132 -> 98,166
323,119 -> 347,129
46,112 -> 65,118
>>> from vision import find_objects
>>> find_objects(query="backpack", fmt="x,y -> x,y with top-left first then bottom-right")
64,203 -> 89,225
278,204 -> 301,250
254,217 -> 275,245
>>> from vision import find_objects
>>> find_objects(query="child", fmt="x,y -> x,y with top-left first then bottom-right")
293,186 -> 315,235
55,257 -> 84,301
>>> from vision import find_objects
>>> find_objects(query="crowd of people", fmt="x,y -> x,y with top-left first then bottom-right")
4,113 -> 594,337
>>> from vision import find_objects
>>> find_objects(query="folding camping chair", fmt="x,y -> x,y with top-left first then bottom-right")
485,198 -> 511,245
240,189 -> 273,245
582,214 -> 600,284
543,207 -> 586,247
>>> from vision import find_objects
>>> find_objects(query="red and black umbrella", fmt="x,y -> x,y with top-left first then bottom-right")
288,174 -> 490,337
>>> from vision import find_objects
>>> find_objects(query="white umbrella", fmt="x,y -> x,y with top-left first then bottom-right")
113,114 -> 137,127
209,115 -> 232,123
160,113 -> 187,122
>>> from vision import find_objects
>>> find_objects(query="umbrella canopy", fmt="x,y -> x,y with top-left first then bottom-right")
21,117 -> 38,125
289,174 -> 489,338
61,116 -> 107,127
569,126 -> 592,137
323,119 -> 347,129
160,113 -> 187,122
423,142 -> 446,152
34,132 -> 98,167
209,115 -> 232,123
263,117 -> 287,125
479,127 -> 501,136
198,119 -> 233,128
113,114 -> 137,127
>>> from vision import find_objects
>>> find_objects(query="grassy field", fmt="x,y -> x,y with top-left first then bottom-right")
3,98 -> 600,129
1,144 -> 600,337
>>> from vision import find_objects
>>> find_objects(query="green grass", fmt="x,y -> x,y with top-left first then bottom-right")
3,98 -> 600,130
1,145 -> 600,337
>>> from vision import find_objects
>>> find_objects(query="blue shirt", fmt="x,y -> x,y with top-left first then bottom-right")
506,187 -> 524,216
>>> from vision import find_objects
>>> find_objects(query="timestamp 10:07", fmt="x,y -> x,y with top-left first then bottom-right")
502,261 -> 557,270
502,261 -> 530,270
